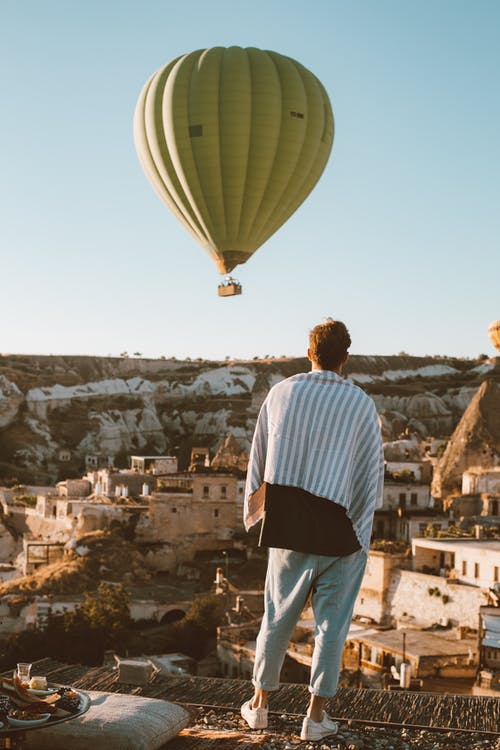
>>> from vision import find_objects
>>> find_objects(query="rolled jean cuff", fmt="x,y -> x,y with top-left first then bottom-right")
252,678 -> 279,692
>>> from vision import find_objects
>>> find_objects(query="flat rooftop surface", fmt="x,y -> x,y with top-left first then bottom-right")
17,658 -> 499,736
348,628 -> 477,657
413,538 -> 500,552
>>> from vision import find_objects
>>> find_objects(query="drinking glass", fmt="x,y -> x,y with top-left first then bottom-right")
16,662 -> 32,685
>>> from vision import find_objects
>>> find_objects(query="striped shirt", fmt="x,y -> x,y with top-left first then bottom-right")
244,369 -> 384,553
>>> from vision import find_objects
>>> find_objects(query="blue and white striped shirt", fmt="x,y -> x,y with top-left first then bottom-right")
244,370 -> 384,553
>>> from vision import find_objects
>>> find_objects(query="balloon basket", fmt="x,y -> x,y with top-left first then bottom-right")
218,278 -> 242,297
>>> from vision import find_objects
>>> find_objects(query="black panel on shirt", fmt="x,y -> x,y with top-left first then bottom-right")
257,482 -> 361,556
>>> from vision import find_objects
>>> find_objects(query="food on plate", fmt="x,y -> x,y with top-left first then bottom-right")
56,688 -> 81,713
9,708 -> 50,721
0,696 -> 11,716
29,676 -> 47,690
12,674 -> 59,706
7,710 -> 51,727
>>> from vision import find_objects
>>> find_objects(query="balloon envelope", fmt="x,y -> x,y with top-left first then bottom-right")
134,46 -> 334,274
488,320 -> 500,353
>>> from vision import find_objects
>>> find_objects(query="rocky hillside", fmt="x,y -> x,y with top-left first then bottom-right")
0,353 -> 498,485
432,379 -> 500,499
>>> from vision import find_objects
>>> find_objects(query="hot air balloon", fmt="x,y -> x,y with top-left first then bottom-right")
488,321 -> 500,353
134,46 -> 334,296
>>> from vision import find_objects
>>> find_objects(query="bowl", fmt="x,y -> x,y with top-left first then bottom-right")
7,712 -> 51,727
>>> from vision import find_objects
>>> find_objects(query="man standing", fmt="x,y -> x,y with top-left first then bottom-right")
241,318 -> 384,742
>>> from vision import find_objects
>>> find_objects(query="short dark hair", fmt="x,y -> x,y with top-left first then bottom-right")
309,318 -> 351,371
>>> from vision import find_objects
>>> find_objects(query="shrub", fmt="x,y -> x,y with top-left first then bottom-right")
0,582 -> 131,669
160,595 -> 225,660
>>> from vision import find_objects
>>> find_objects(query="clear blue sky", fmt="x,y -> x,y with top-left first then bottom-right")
1,0 -> 498,360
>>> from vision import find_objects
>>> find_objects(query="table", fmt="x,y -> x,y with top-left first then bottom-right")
0,687 -> 90,749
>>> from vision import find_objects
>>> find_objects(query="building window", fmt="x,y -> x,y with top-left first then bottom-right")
398,493 -> 406,507
203,485 -> 209,498
290,111 -> 304,119
172,507 -> 177,513
189,124 -> 203,137
462,560 -> 467,575
214,509 -> 219,518
220,485 -> 227,499
494,566 -> 499,583
474,562 -> 480,579
410,493 -> 418,506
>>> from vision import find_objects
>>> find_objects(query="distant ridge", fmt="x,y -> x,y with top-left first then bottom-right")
0,353 -> 497,485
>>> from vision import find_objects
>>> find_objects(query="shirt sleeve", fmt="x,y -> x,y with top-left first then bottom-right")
374,421 -> 385,509
353,398 -> 385,513
243,398 -> 269,530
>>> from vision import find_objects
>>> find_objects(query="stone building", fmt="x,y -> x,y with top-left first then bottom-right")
373,435 -> 436,542
130,455 -> 178,475
374,481 -> 433,541
135,472 -> 240,571
345,628 -> 477,683
463,468 -> 500,497
354,549 -> 410,626
354,545 -> 491,630
411,538 -> 500,590
85,468 -> 156,499
476,605 -> 500,692
57,478 -> 91,497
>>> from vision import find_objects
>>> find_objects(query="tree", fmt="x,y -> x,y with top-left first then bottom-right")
161,595 -> 224,660
0,583 -> 132,669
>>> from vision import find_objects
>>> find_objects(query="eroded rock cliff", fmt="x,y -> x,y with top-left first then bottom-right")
432,379 -> 500,498
0,353 -> 497,484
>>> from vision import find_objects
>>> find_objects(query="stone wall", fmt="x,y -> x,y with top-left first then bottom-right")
23,508 -> 73,541
354,551 -> 487,629
389,570 -> 486,629
354,551 -> 409,625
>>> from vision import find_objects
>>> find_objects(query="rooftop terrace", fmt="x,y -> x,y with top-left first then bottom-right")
13,658 -> 499,749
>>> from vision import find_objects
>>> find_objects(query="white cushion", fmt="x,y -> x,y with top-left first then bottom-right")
25,689 -> 190,750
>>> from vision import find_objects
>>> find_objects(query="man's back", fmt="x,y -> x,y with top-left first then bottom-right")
245,369 -> 384,552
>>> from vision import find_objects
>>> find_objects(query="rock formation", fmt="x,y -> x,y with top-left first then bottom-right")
211,433 -> 249,473
0,353 -> 496,485
432,379 -> 500,498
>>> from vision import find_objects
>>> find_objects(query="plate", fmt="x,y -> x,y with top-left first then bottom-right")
27,687 -> 58,696
7,712 -> 51,727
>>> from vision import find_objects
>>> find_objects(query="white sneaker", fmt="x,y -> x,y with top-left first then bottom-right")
300,712 -> 338,741
240,699 -> 268,729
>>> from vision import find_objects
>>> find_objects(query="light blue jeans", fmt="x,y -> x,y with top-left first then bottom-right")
253,547 -> 367,697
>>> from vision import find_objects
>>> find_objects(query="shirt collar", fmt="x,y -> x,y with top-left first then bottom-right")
306,369 -> 346,383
